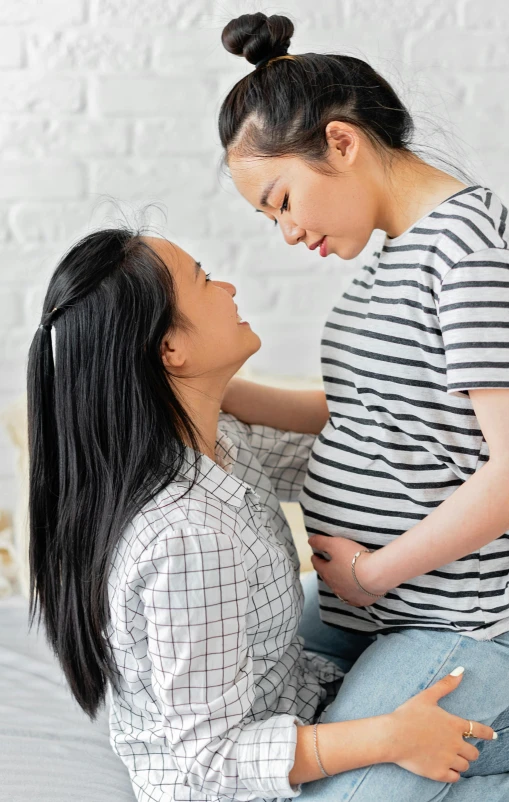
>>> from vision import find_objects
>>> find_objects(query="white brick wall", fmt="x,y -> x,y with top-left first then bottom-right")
0,0 -> 508,510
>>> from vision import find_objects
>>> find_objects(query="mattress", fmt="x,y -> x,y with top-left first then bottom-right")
0,595 -> 136,802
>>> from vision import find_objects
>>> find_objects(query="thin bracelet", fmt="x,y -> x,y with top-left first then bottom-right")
313,723 -> 332,778
351,549 -> 387,599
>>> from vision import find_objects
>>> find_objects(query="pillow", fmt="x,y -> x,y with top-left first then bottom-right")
1,395 -> 29,597
0,595 -> 136,802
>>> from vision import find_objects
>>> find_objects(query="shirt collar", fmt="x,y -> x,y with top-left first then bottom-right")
179,428 -> 249,508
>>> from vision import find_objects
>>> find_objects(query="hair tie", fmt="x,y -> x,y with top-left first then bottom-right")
39,306 -> 59,331
254,48 -> 291,70
255,55 -> 272,69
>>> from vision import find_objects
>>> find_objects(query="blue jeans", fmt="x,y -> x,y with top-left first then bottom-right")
296,572 -> 509,802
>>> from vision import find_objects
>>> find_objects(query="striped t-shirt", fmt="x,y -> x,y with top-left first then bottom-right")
301,185 -> 509,640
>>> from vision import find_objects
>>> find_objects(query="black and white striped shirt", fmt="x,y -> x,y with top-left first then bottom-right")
301,185 -> 509,640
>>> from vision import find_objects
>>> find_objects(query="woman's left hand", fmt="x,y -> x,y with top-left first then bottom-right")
308,535 -> 383,607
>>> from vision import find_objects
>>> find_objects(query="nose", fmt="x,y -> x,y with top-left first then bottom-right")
214,280 -> 236,297
280,218 -> 306,246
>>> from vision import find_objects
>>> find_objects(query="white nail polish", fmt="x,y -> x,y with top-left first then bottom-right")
492,731 -> 498,740
449,666 -> 465,676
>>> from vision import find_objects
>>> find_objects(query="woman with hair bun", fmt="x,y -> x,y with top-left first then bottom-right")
219,11 -> 509,800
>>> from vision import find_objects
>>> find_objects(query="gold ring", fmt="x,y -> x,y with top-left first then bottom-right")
463,721 -> 475,738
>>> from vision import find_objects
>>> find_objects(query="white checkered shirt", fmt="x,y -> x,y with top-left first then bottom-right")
107,414 -> 343,802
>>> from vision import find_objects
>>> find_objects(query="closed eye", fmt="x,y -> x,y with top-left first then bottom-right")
255,209 -> 279,227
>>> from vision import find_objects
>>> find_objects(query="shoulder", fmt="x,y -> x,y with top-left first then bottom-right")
117,481 -> 243,565
440,245 -> 509,295
433,187 -> 508,264
380,186 -> 508,285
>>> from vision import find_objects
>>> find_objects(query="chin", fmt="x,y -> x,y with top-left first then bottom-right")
240,328 -> 262,363
248,330 -> 262,354
331,236 -> 372,261
334,244 -> 363,260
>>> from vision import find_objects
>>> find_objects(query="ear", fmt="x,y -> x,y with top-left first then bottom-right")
161,331 -> 187,372
325,121 -> 360,167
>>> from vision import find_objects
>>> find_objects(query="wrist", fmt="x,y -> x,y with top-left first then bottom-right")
379,713 -> 400,764
355,550 -> 389,597
367,714 -> 396,765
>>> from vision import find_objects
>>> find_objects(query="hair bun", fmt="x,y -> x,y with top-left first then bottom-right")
221,12 -> 294,67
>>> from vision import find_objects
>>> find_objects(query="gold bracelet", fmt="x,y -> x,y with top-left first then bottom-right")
351,549 -> 387,598
313,723 -> 332,778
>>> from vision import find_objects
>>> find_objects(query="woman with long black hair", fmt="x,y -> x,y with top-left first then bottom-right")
27,229 -> 498,802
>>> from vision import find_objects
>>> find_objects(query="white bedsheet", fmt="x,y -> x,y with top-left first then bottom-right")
0,595 -> 135,802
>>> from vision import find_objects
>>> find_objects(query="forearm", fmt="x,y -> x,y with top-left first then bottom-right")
221,377 -> 328,434
364,457 -> 509,595
289,716 -> 391,785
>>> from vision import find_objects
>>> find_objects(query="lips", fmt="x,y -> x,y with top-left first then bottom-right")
309,236 -> 326,251
235,304 -> 248,325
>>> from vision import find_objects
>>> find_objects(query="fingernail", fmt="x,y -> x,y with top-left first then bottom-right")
450,666 -> 465,676
492,731 -> 498,740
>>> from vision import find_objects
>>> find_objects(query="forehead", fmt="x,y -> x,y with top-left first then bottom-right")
229,155 -> 290,205
142,237 -> 190,277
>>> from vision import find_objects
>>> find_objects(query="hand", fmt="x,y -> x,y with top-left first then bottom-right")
307,535 -> 382,607
386,669 -> 496,782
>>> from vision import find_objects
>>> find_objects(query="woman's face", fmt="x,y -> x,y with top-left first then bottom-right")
229,125 -> 381,261
145,237 -> 261,381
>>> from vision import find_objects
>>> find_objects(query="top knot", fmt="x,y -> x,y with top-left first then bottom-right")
221,12 -> 294,67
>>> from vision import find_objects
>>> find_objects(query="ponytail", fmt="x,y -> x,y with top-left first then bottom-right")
27,322 -> 58,636
27,230 -> 199,719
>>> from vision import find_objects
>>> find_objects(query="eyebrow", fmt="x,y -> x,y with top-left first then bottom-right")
258,177 -> 279,209
194,261 -> 201,281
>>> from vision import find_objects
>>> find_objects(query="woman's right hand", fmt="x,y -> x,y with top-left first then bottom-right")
387,668 -> 496,783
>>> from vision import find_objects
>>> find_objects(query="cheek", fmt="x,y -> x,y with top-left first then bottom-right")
296,174 -> 374,237
202,296 -> 237,339
292,182 -> 342,234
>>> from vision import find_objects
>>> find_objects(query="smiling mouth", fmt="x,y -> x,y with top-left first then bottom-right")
309,236 -> 326,251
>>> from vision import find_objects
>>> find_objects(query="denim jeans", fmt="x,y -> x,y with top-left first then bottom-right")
296,572 -> 509,802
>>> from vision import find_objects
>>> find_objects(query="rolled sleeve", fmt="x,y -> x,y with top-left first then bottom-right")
237,715 -> 303,798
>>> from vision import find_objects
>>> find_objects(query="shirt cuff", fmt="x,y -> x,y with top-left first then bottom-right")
236,714 -> 304,798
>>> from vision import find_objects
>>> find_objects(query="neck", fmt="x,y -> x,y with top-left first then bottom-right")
173,374 -> 230,462
376,152 -> 468,238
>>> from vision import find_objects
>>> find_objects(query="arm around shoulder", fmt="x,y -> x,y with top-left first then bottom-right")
221,377 -> 328,434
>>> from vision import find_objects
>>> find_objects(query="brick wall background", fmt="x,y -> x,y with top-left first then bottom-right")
0,0 -> 508,511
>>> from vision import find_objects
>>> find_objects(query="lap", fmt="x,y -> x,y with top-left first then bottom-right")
297,574 -> 509,801
301,629 -> 509,801
297,759 -> 509,802
319,627 -> 509,726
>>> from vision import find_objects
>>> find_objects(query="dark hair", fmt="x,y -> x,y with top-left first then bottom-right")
27,229 -> 199,720
219,12 -> 414,164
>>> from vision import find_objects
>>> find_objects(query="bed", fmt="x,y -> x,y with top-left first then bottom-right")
0,595 -> 136,802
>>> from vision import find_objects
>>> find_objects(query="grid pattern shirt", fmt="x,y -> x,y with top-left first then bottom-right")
301,185 -> 509,640
107,414 -> 343,802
